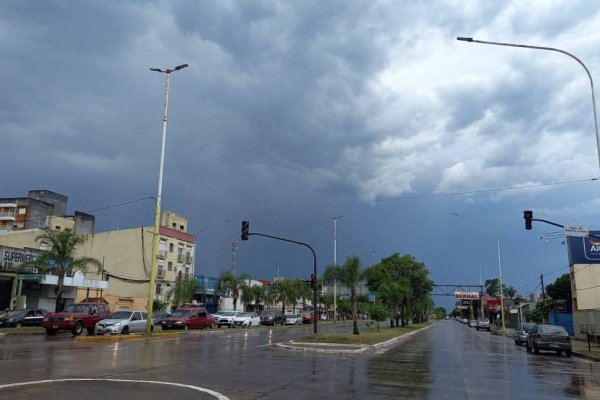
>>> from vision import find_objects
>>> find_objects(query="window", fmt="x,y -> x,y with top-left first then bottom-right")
172,223 -> 177,228
169,243 -> 174,252
18,208 -> 26,215
168,262 -> 173,271
156,283 -> 162,294
131,312 -> 141,321
180,225 -> 185,231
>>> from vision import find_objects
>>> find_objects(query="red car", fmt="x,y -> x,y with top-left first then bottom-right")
160,306 -> 214,330
42,303 -> 111,336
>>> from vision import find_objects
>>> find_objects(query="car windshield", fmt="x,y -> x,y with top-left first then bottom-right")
110,311 -> 132,320
478,318 -> 489,322
238,312 -> 251,317
8,310 -> 28,318
262,311 -> 277,316
171,310 -> 191,317
63,304 -> 89,313
522,324 -> 536,332
221,312 -> 237,316
539,326 -> 567,335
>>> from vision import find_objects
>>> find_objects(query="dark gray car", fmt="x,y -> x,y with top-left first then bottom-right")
514,322 -> 536,346
525,324 -> 572,357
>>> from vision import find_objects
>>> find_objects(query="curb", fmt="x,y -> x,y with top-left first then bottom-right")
572,351 -> 600,362
75,332 -> 181,342
275,324 -> 432,354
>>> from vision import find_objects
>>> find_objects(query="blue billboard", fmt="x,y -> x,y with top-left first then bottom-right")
567,231 -> 600,264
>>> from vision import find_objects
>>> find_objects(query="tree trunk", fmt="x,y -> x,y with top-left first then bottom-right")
54,278 -> 64,312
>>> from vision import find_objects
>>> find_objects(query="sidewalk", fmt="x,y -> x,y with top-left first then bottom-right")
571,338 -> 600,361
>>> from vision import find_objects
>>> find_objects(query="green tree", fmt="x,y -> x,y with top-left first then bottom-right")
323,256 -> 366,335
505,286 -> 517,299
485,278 -> 506,297
167,275 -> 200,308
20,228 -> 103,312
241,285 -> 266,313
367,303 -> 388,332
434,306 -> 447,320
218,271 -> 250,311
273,279 -> 299,314
546,274 -> 571,301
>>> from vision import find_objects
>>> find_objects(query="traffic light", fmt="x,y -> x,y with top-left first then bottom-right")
523,210 -> 533,230
310,273 -> 317,289
241,220 -> 249,240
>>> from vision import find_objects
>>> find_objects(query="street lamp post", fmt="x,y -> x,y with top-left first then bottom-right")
145,63 -> 189,335
451,212 -> 505,332
456,37 -> 600,170
330,216 -> 343,323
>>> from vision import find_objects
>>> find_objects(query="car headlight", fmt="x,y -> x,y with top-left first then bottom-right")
175,321 -> 183,324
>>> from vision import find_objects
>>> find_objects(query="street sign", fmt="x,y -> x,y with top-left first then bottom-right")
454,291 -> 480,300
564,225 -> 589,237
17,274 -> 42,281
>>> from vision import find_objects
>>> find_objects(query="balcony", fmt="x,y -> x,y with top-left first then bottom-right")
177,254 -> 185,263
157,269 -> 165,279
185,255 -> 193,264
158,250 -> 167,259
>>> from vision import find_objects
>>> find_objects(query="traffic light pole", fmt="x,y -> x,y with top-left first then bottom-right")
247,232 -> 319,334
523,211 -> 600,240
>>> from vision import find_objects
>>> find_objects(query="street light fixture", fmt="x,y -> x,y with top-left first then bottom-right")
457,37 -> 600,170
145,63 -> 189,335
451,212 -> 505,332
330,216 -> 343,323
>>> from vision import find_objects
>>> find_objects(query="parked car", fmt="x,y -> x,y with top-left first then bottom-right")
525,324 -> 572,357
476,318 -> 490,331
468,319 -> 477,328
233,312 -> 261,327
161,306 -> 213,330
217,311 -> 240,328
514,322 -> 536,346
95,311 -> 150,335
260,309 -> 285,326
42,302 -> 111,336
300,310 -> 315,325
151,310 -> 171,326
285,314 -> 303,325
0,308 -> 47,328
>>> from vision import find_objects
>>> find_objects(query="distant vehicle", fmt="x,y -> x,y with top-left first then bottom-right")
300,311 -> 315,325
233,312 -> 261,327
514,323 -> 536,346
525,324 -> 572,357
95,311 -> 150,335
285,314 -> 303,325
468,320 -> 477,328
260,309 -> 285,326
42,302 -> 111,336
161,306 -> 213,330
476,318 -> 490,331
217,311 -> 240,328
152,310 -> 171,326
0,308 -> 47,328
461,318 -> 468,324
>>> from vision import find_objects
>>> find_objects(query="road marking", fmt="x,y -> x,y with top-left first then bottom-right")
0,378 -> 230,400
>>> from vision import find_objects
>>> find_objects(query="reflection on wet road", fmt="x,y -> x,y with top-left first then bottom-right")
366,320 -> 600,399
0,321 -> 598,399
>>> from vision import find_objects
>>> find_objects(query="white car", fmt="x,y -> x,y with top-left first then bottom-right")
217,311 -> 240,328
233,312 -> 261,327
285,314 -> 303,325
95,310 -> 150,335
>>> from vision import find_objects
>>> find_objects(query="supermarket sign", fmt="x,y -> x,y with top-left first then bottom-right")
454,291 -> 480,300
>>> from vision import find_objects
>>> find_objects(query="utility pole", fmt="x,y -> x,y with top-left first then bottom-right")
540,274 -> 545,300
330,216 -> 343,323
231,240 -> 238,277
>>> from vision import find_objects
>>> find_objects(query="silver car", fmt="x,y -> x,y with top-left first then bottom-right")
95,311 -> 150,335
514,322 -> 536,346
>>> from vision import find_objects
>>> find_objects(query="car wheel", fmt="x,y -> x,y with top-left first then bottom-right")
150,325 -> 154,333
248,322 -> 252,328
15,322 -> 22,328
183,324 -> 189,331
526,343 -> 532,353
566,350 -> 572,357
217,324 -> 221,328
533,344 -> 539,354
121,326 -> 129,335
45,328 -> 57,335
476,327 -> 479,331
72,322 -> 84,336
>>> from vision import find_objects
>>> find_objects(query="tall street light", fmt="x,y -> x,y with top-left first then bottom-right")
456,37 -> 600,169
451,212 -> 505,332
145,63 -> 189,335
330,216 -> 343,323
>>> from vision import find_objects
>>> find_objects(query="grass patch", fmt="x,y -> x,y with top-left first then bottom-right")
298,322 -> 431,345
0,326 -> 44,334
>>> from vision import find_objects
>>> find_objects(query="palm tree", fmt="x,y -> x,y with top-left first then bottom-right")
323,256 -> 366,335
19,228 -> 103,312
273,279 -> 298,315
241,284 -> 265,312
167,274 -> 200,309
217,271 -> 250,311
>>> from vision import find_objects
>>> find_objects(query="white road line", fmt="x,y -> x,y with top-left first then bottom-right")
0,378 -> 230,400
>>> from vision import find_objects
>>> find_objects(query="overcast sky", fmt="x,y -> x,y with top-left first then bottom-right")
3,0 -> 600,310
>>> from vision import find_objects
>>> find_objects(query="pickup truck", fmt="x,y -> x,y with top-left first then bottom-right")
42,302 -> 111,336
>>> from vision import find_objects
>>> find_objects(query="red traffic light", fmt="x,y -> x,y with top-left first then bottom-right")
241,220 -> 250,240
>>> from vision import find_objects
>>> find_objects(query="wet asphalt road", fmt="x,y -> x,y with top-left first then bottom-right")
0,320 -> 598,399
